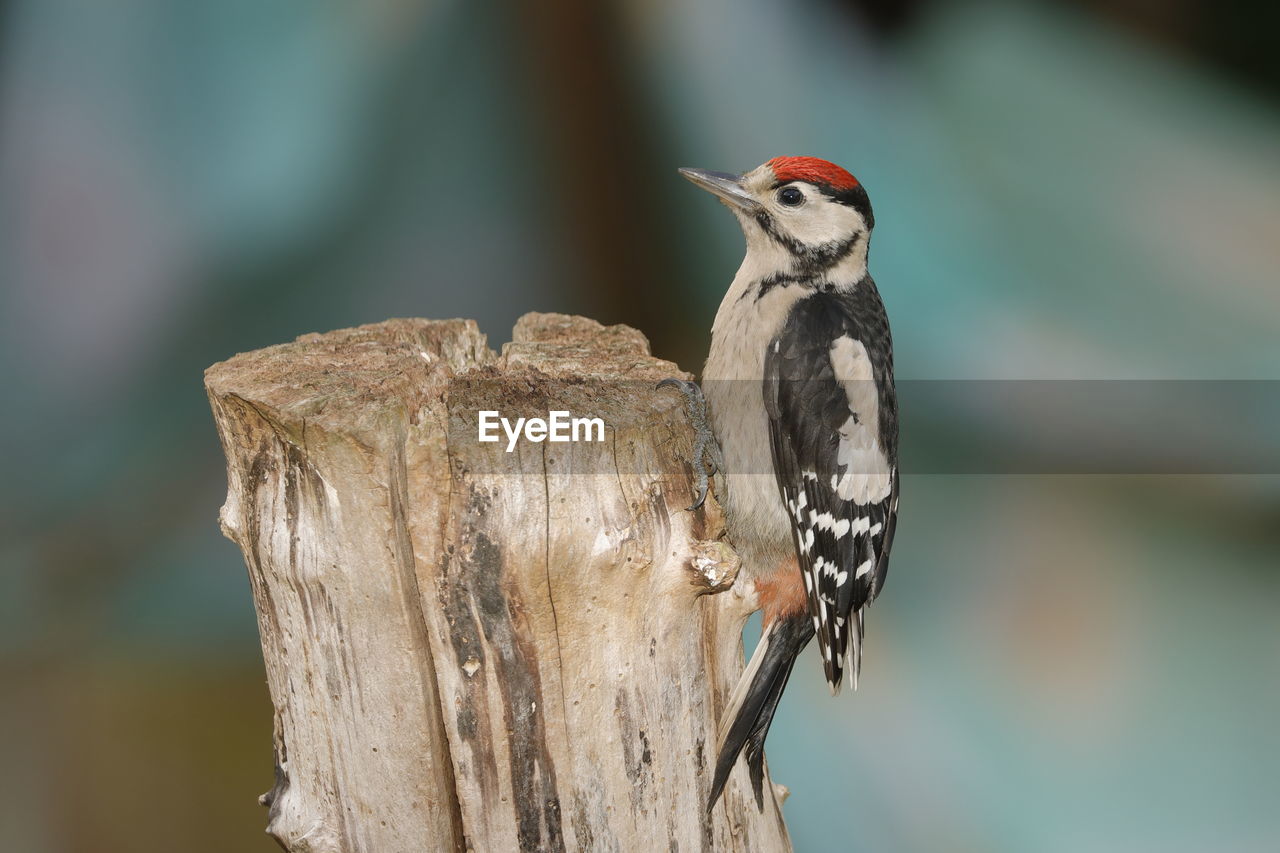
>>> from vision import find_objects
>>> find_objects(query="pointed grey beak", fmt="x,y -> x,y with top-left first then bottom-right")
678,168 -> 760,213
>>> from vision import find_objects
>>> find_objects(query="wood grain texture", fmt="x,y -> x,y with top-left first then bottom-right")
206,313 -> 792,852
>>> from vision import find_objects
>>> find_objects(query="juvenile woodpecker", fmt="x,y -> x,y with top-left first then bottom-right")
667,156 -> 899,811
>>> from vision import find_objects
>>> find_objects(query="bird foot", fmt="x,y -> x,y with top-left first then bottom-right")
657,378 -> 725,511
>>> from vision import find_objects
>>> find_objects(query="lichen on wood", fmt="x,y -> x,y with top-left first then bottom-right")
206,313 -> 792,852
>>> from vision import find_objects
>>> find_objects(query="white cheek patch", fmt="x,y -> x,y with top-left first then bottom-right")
782,199 -> 865,248
735,166 -> 871,286
746,166 -> 866,248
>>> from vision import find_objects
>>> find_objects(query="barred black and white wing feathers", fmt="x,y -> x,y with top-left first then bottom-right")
764,284 -> 899,693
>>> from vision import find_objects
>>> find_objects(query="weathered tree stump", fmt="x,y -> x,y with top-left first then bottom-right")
206,313 -> 793,852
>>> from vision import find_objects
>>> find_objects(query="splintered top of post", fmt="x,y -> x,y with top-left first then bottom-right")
203,313 -> 687,441
501,312 -> 676,380
204,318 -> 492,438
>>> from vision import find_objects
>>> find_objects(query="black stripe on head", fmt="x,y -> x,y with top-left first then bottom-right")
771,179 -> 875,231
755,210 -> 862,277
829,183 -> 874,230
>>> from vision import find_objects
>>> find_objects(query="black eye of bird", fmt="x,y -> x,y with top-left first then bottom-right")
778,186 -> 805,207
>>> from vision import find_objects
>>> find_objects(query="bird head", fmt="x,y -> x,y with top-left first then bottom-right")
679,156 -> 874,285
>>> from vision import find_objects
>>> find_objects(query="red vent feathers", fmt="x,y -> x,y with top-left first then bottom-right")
767,156 -> 859,190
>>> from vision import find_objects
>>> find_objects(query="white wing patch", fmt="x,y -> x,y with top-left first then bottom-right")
829,335 -> 892,504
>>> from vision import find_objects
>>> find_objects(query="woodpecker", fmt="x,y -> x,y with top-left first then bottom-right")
665,156 -> 899,811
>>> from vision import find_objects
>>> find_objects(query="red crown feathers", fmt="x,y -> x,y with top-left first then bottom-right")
767,156 -> 859,191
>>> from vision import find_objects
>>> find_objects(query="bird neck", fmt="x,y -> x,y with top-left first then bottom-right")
724,238 -> 868,308
806,243 -> 868,290
735,213 -> 869,292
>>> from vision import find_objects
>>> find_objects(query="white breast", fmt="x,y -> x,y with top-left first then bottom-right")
702,263 -> 804,574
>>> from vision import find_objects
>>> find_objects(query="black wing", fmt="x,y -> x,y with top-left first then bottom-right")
764,286 -> 899,692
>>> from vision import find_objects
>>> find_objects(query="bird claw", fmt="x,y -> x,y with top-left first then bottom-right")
657,378 -> 725,511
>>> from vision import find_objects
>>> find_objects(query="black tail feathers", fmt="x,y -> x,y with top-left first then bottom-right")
708,614 -> 814,812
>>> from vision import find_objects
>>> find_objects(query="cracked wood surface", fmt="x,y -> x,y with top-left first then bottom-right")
206,313 -> 793,852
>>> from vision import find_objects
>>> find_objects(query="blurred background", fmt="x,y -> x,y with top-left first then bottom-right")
2,0 -> 1278,850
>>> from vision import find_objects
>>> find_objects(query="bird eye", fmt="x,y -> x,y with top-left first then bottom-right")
777,186 -> 805,207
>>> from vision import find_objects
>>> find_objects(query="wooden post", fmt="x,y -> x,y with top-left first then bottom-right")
206,313 -> 793,852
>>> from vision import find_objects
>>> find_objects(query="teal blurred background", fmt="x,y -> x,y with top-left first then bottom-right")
2,0 -> 1278,850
